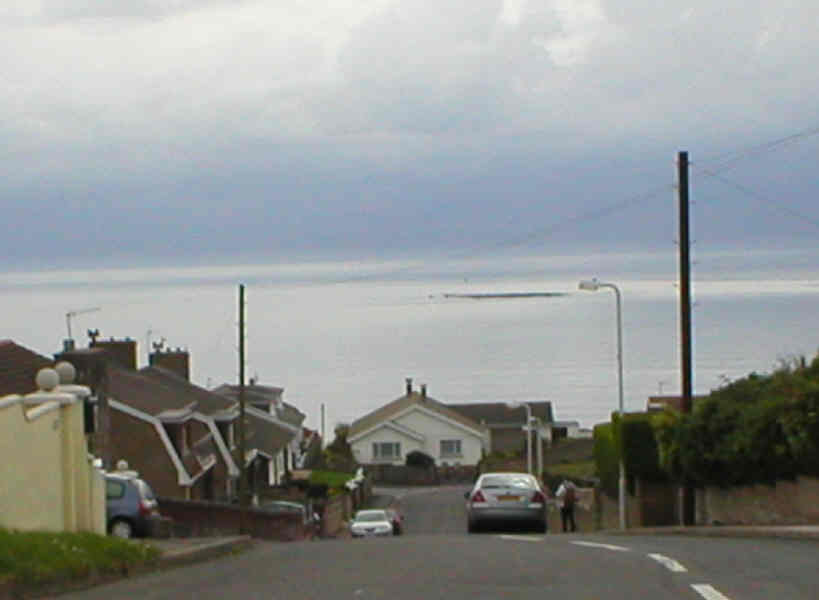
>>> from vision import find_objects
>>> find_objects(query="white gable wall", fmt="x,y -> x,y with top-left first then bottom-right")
351,406 -> 485,466
350,425 -> 423,465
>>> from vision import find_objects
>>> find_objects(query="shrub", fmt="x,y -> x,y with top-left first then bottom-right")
593,421 -> 619,499
405,450 -> 435,468
654,353 -> 819,487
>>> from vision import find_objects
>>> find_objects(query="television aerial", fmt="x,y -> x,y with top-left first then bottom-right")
65,307 -> 101,340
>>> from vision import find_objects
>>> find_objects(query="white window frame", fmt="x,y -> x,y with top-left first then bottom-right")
372,442 -> 401,461
440,439 -> 462,458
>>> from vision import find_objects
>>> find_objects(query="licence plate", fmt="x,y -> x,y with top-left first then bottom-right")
497,495 -> 521,502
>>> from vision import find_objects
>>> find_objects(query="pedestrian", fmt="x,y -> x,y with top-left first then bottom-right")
555,479 -> 577,533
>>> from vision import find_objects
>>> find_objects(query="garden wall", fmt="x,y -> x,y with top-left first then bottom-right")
157,498 -> 312,541
695,476 -> 819,525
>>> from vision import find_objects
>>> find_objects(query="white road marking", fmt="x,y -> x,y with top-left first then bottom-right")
648,553 -> 688,572
499,535 -> 544,542
692,584 -> 732,600
571,541 -> 630,552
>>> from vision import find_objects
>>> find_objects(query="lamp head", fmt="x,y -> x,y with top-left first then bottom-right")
578,279 -> 600,291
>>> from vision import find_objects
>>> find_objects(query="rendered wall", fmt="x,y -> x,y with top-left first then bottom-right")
0,394 -> 105,534
0,397 -> 65,532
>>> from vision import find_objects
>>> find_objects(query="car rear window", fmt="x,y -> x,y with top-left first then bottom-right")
106,480 -> 126,500
480,475 -> 535,489
355,511 -> 387,522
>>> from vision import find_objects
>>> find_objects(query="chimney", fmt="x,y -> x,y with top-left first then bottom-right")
420,384 -> 427,399
91,337 -> 138,370
405,377 -> 413,395
150,347 -> 191,381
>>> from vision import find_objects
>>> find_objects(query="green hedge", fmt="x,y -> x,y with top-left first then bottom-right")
654,355 -> 819,487
594,412 -> 667,498
593,422 -> 619,499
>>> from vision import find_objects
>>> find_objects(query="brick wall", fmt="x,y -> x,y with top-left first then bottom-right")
110,409 -> 182,498
157,498 -> 312,541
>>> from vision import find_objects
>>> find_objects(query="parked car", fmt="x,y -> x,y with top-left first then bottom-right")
385,508 -> 404,535
349,509 -> 394,538
105,472 -> 160,538
464,472 -> 547,533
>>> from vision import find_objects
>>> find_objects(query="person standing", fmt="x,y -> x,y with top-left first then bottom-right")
555,479 -> 577,533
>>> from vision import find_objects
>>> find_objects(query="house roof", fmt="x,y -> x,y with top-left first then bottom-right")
0,340 -> 54,397
647,395 -> 708,412
212,383 -> 305,428
244,408 -> 296,456
349,391 -> 486,440
107,366 -> 195,417
139,366 -> 235,419
446,401 -> 554,426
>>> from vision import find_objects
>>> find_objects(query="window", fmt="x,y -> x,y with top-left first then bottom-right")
106,480 -> 126,500
372,442 -> 401,461
440,439 -> 462,458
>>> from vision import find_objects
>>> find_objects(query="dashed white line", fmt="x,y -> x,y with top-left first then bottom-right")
648,553 -> 688,573
499,535 -> 544,542
692,584 -> 732,600
570,541 -> 630,552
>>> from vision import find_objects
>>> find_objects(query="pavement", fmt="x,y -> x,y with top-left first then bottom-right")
148,535 -> 254,565
612,524 -> 819,541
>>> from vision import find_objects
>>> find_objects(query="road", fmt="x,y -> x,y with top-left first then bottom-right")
58,485 -> 819,600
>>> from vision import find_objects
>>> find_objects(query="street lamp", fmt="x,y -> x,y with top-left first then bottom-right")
579,278 -> 627,530
506,401 -> 534,475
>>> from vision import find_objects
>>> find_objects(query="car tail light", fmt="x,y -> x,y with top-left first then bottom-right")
471,490 -> 486,503
531,491 -> 546,504
138,500 -> 155,516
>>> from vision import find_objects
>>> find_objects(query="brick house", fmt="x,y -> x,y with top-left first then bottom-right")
0,339 -> 54,396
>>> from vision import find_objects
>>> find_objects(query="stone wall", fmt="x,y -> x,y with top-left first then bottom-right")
368,464 -> 477,485
695,477 -> 819,525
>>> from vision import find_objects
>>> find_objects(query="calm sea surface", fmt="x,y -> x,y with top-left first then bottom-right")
3,250 -> 819,429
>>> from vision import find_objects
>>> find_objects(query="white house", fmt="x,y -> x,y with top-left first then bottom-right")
349,379 -> 488,467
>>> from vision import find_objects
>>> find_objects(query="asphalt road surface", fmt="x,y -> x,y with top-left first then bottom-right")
58,486 -> 819,600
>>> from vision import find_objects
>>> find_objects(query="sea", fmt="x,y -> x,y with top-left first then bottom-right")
3,248 -> 819,432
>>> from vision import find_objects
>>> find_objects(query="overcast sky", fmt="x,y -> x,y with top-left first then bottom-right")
3,1 -> 818,269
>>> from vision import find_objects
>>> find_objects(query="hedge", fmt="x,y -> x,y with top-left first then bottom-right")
654,354 -> 819,487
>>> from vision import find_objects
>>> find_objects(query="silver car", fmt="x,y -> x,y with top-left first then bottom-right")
465,472 -> 547,533
349,509 -> 394,538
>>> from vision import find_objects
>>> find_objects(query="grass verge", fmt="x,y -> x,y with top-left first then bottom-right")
0,527 -> 160,587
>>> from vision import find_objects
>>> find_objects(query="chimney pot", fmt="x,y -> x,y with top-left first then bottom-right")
421,384 -> 427,398
405,377 -> 413,395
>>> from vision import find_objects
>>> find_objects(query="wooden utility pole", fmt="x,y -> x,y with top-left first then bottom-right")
678,151 -> 695,526
238,283 -> 247,506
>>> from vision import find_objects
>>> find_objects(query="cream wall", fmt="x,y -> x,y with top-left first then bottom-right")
351,426 -> 423,465
394,409 -> 484,466
351,407 -> 485,466
0,397 -> 65,532
0,392 -> 105,535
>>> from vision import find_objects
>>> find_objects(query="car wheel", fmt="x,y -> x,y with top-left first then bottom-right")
467,520 -> 477,534
534,521 -> 547,534
110,518 -> 134,539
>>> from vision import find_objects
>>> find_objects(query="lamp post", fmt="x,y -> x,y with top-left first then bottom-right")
506,401 -> 533,475
579,278 -> 626,530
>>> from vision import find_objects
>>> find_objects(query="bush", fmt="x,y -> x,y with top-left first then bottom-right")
593,422 -> 619,499
405,450 -> 435,468
620,413 -> 667,493
654,353 -> 819,487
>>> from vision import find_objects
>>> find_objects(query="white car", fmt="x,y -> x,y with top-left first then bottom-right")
349,509 -> 394,538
